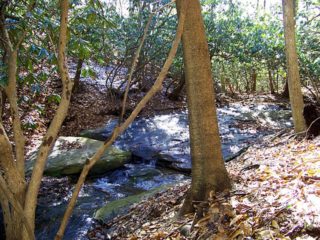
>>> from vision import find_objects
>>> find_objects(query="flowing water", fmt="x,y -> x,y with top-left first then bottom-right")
0,103 -> 292,240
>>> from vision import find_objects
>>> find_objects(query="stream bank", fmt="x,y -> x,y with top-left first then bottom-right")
29,102 -> 292,239
87,134 -> 320,240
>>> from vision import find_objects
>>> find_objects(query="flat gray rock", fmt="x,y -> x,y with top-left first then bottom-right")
26,136 -> 131,177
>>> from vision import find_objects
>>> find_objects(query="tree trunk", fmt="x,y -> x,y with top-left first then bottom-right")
282,76 -> 290,98
168,72 -> 185,101
0,89 -> 5,122
268,66 -> 275,94
276,69 -> 279,93
245,69 -> 250,93
251,68 -> 257,93
282,0 -> 306,132
72,58 -> 84,93
24,0 -> 74,236
220,64 -> 226,93
55,5 -> 187,239
176,0 -> 231,215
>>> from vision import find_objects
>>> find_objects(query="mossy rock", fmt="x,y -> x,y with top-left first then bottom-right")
26,136 -> 131,177
94,185 -> 170,222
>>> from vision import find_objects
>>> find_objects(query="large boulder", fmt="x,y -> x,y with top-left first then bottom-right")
26,137 -> 131,177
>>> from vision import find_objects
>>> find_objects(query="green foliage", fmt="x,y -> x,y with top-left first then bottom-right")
1,0 -> 319,99
47,94 -> 61,104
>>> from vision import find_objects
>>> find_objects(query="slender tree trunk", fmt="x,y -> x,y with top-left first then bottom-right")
220,64 -> 226,93
168,72 -> 185,101
55,5 -> 187,239
251,68 -> 257,93
234,76 -> 240,92
245,69 -> 250,93
268,66 -> 275,94
72,58 -> 84,93
176,0 -> 231,215
0,4 -> 28,237
226,77 -> 235,95
0,89 -> 5,122
282,76 -> 290,98
276,69 -> 279,93
24,0 -> 74,236
282,0 -> 306,132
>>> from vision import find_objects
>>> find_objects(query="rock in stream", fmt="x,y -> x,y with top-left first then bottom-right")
26,136 -> 131,177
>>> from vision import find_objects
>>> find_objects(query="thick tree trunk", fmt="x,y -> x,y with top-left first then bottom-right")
176,0 -> 231,215
282,0 -> 306,132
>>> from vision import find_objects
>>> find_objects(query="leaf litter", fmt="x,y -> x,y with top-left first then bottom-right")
88,133 -> 320,240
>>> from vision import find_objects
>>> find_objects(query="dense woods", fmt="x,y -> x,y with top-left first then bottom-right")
0,0 -> 319,239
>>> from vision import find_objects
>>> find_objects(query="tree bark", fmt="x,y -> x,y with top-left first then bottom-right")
176,0 -> 231,215
168,72 -> 185,101
24,0 -> 74,235
0,4 -> 28,239
276,69 -> 279,93
220,64 -> 226,93
282,0 -> 306,132
268,66 -> 275,94
251,68 -> 257,93
72,58 -> 84,93
5,50 -> 25,177
0,122 -> 27,240
245,69 -> 250,93
0,89 -> 5,122
282,76 -> 290,98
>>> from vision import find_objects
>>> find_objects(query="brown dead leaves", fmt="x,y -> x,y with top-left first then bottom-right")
89,134 -> 320,240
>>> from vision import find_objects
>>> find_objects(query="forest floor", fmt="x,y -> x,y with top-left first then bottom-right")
4,69 -> 320,239
88,132 -> 320,240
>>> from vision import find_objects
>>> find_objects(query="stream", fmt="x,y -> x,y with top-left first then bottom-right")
0,103 -> 292,240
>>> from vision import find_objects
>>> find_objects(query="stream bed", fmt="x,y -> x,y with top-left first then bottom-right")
2,103 -> 293,240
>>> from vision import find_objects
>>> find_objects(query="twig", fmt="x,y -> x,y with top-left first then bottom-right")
163,220 -> 190,239
240,164 -> 260,172
269,129 -> 287,142
304,116 -> 320,138
225,146 -> 249,162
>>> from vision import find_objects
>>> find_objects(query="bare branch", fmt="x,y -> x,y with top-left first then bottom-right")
119,13 -> 154,123
24,0 -> 74,232
55,2 -> 187,239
